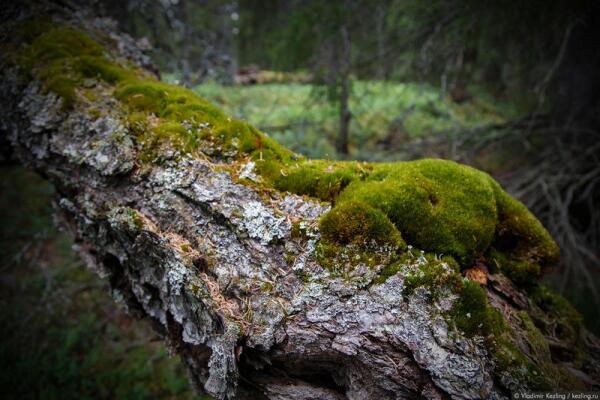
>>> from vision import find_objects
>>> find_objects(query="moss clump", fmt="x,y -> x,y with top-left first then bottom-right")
114,77 -> 293,163
335,160 -> 498,264
282,159 -> 557,286
451,279 -> 506,337
319,200 -> 405,249
487,245 -> 545,285
273,160 -> 370,202
488,183 -> 559,283
17,24 -> 135,110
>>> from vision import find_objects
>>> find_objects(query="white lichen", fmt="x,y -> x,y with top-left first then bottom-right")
242,200 -> 288,245
239,161 -> 260,182
166,259 -> 189,295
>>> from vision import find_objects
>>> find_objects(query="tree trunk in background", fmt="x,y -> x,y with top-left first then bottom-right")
181,0 -> 192,87
220,1 -> 237,85
2,2 -> 600,399
376,3 -> 386,80
336,24 -> 351,156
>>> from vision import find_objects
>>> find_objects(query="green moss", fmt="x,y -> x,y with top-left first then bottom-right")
335,160 -> 498,264
490,183 -> 560,284
393,250 -> 579,389
517,311 -> 552,363
380,247 -> 577,389
17,24 -> 115,110
14,21 -> 293,165
493,335 -> 550,390
115,80 -> 215,116
393,249 -> 563,390
319,200 -> 405,249
280,158 -> 558,286
290,221 -> 303,239
492,311 -> 584,390
314,242 -> 396,277
451,279 -> 506,337
75,55 -> 134,83
486,245 -> 543,285
373,262 -> 404,284
44,76 -> 78,109
114,79 -> 294,163
25,26 -> 104,61
284,252 -> 296,266
295,269 -> 310,283
290,221 -> 310,241
530,285 -> 583,344
402,253 -> 461,296
485,247 -> 505,274
505,260 -> 541,286
268,159 -> 518,266
273,160 -> 370,202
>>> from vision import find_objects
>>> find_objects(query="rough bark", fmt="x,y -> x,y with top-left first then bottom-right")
1,3 -> 599,399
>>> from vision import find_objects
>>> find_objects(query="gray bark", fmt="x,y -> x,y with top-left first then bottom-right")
1,3 -> 599,400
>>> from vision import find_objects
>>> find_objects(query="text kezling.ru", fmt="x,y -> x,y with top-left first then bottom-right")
513,392 -> 600,400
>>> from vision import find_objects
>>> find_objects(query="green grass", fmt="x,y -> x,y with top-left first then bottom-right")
188,79 -> 518,160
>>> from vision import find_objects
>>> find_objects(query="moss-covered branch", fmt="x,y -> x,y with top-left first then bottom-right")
12,17 -> 559,284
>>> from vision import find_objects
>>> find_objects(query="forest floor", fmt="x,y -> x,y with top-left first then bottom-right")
189,79 -> 522,161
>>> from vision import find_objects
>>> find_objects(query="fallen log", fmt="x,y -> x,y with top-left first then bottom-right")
1,2 -> 598,399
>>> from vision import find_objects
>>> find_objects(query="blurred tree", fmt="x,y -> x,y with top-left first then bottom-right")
95,0 -> 238,85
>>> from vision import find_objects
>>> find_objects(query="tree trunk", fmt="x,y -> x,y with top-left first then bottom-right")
1,3 -> 599,399
336,24 -> 351,157
181,0 -> 192,87
376,3 -> 386,81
